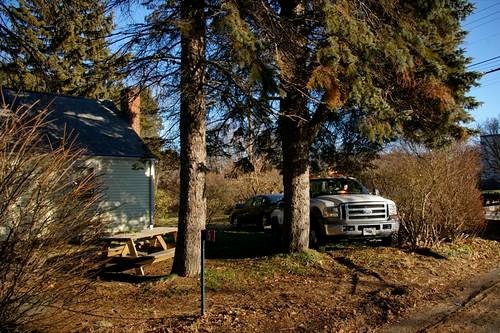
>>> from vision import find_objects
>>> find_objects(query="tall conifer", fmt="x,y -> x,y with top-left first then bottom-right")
0,0 -> 123,99
219,0 -> 480,251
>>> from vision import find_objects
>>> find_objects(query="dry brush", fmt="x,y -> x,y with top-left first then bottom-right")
0,103 -> 107,330
363,144 -> 485,248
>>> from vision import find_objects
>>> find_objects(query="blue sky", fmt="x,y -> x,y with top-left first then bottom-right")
462,0 -> 500,125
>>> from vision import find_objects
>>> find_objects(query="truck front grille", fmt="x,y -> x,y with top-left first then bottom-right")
343,203 -> 387,221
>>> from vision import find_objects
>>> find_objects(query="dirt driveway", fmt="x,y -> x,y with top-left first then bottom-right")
383,267 -> 500,333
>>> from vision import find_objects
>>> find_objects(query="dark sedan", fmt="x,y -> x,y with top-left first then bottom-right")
230,194 -> 284,229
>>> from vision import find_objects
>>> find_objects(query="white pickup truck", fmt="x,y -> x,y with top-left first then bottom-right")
271,177 -> 400,247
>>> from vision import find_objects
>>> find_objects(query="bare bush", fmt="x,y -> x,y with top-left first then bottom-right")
154,169 -> 181,223
155,158 -> 283,223
206,166 -> 283,221
0,104 -> 106,330
363,144 -> 485,248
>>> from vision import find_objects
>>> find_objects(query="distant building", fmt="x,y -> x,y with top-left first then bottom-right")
1,87 -> 156,232
480,134 -> 500,202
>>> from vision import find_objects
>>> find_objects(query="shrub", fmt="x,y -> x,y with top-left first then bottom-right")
363,144 -> 485,248
206,168 -> 283,221
0,105 -> 106,330
155,158 -> 181,222
155,187 -> 177,223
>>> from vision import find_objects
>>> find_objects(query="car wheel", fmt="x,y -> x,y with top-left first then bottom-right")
258,214 -> 268,230
271,217 -> 281,235
231,215 -> 240,229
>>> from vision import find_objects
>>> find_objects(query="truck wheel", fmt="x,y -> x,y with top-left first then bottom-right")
309,224 -> 323,249
309,214 -> 325,249
382,232 -> 399,247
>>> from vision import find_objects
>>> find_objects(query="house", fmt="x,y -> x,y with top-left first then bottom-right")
1,87 -> 156,233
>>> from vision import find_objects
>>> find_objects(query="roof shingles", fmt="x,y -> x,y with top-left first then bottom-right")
2,88 -> 153,158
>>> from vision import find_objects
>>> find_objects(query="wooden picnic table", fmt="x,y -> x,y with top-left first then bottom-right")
102,227 -> 178,275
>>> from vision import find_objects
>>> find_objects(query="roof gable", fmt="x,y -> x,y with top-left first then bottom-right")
1,88 -> 153,158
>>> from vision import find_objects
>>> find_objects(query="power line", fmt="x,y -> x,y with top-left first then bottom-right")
468,17 -> 500,30
474,60 -> 500,72
473,2 -> 500,15
469,55 -> 500,67
484,67 -> 500,75
464,9 -> 500,26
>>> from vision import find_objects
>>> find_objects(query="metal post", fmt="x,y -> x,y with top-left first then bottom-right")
200,229 -> 205,316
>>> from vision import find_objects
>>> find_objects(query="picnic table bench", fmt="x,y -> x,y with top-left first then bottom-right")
102,227 -> 178,275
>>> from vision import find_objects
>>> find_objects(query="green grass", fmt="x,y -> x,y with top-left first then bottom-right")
203,249 -> 327,292
205,267 -> 243,291
435,242 -> 474,258
261,249 -> 326,275
155,215 -> 178,227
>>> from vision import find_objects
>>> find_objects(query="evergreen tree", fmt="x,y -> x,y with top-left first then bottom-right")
311,107 -> 385,176
0,0 -> 124,99
219,0 -> 480,251
115,0 -> 480,254
116,0 -> 276,273
114,0 -> 210,276
171,0 -> 207,277
140,87 -> 163,139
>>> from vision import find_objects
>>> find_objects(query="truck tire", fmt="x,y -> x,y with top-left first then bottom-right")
309,228 -> 320,249
309,217 -> 323,249
382,232 -> 399,247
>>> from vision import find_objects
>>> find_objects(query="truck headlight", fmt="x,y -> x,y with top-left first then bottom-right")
323,206 -> 339,218
388,203 -> 398,219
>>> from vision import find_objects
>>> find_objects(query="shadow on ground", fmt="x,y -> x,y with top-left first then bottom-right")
99,271 -> 175,283
482,219 -> 500,241
205,226 -> 279,259
411,247 -> 448,259
322,239 -> 387,252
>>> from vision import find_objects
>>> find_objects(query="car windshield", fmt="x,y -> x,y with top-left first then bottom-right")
310,178 -> 368,196
267,195 -> 284,204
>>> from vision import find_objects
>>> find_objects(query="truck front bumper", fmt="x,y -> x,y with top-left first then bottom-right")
323,219 -> 399,238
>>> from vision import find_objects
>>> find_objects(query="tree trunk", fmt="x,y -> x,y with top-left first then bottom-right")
171,0 -> 206,277
277,0 -> 311,252
279,112 -> 311,252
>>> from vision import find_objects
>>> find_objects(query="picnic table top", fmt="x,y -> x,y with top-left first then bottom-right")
102,227 -> 178,242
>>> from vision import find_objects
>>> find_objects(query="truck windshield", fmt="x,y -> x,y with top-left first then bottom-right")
310,178 -> 369,196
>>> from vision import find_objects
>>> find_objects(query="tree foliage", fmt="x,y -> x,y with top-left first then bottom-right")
311,107 -> 385,176
140,87 -> 163,139
0,0 -> 124,99
217,0 -> 480,251
221,0 -> 479,145
112,0 -> 480,254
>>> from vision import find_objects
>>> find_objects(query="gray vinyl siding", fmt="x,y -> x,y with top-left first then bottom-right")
85,157 -> 155,233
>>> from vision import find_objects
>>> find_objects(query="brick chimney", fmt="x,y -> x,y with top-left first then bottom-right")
121,87 -> 141,137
